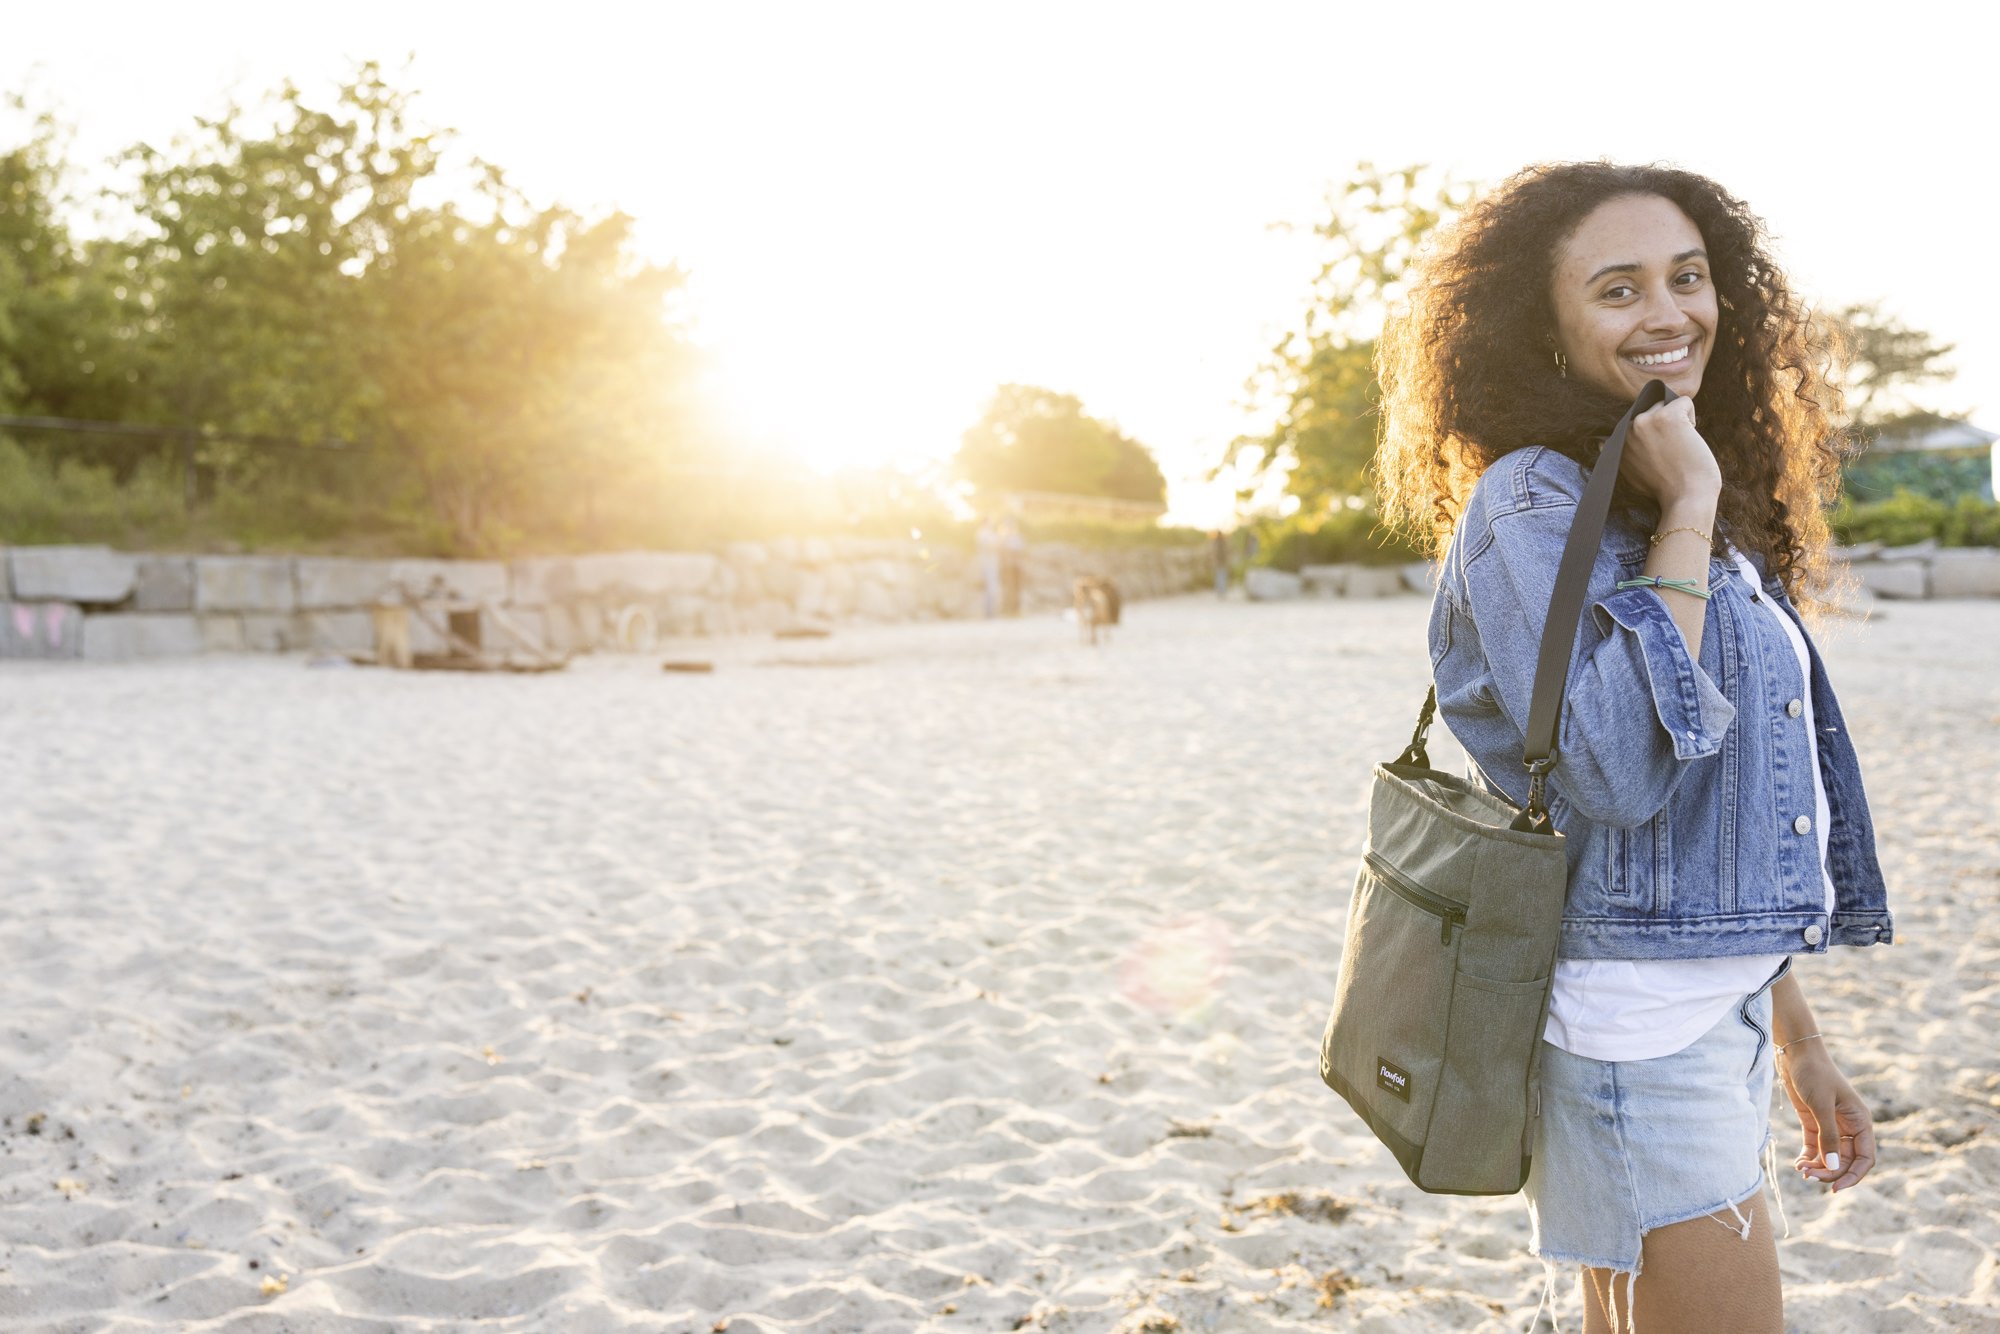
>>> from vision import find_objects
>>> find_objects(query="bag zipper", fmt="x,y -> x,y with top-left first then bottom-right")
1364,849 -> 1469,945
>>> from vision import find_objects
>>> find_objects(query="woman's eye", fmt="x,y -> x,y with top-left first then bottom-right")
1603,284 -> 1634,300
1675,270 -> 1705,287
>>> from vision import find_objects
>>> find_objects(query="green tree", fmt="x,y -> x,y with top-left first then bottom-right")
116,71 -> 427,445
0,104 -> 51,413
1098,424 -> 1169,504
1820,302 -> 1969,504
28,64 -> 704,551
0,100 -> 134,428
1228,164 -> 1475,513
1827,300 -> 1959,442
954,384 -> 1165,504
364,195 -> 697,549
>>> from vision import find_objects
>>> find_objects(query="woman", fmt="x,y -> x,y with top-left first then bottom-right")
1373,162 -> 1893,1332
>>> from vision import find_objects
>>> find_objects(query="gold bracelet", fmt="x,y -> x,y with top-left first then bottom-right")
1649,524 -> 1711,548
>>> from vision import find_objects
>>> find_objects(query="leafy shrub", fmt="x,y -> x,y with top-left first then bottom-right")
0,436 -> 442,554
0,437 -> 188,546
1829,489 -> 2000,549
1250,506 -> 1428,570
1840,451 -> 1991,505
1017,515 -> 1210,551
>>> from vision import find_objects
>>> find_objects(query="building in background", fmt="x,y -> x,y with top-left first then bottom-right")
1843,420 -> 1998,503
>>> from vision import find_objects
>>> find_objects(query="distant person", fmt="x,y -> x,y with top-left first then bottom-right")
1373,161 -> 1890,1333
999,516 -> 1025,616
1210,529 -> 1229,598
976,518 -> 1003,618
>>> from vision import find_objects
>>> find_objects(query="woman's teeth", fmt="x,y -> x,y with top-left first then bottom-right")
1627,345 -> 1691,367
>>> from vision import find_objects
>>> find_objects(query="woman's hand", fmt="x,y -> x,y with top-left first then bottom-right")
1623,395 -> 1722,508
1777,1040 -> 1877,1192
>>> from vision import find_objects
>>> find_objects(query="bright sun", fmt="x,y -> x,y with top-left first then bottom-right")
697,316 -> 982,478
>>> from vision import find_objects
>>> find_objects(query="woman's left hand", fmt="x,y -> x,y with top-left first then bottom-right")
1777,1040 -> 1877,1192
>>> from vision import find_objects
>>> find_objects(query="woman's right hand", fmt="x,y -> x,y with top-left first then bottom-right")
1622,395 -> 1722,507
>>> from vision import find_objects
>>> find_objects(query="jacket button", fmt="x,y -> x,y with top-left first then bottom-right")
1787,698 -> 1803,717
1803,924 -> 1824,946
1793,815 -> 1812,834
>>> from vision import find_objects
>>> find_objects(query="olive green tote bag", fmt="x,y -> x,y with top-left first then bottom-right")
1316,381 -> 1672,1195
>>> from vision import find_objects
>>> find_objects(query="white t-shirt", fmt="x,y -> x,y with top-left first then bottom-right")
1543,545 -> 1836,1061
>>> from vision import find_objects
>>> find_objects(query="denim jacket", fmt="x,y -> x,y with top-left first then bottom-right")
1427,445 -> 1894,961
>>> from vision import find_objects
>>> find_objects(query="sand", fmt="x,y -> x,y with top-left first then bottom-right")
0,591 -> 1995,1333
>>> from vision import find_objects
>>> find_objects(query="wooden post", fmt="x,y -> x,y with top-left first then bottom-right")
181,432 -> 198,513
370,604 -> 413,669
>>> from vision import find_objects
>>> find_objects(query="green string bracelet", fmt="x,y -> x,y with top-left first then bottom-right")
1617,575 -> 1712,601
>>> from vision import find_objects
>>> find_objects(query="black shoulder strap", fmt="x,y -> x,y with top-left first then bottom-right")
1393,380 -> 1675,835
1512,379 -> 1674,831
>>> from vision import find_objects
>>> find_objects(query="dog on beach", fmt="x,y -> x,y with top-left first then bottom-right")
1072,575 -> 1121,646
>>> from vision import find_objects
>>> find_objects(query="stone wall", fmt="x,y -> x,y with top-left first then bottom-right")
11,537 -> 1993,662
0,539 -> 1214,661
1273,543 -> 2000,606
1835,539 -> 2000,599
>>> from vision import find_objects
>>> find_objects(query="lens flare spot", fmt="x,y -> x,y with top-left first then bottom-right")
1119,913 -> 1231,1020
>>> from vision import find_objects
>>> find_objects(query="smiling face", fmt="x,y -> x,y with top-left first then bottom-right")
1549,193 -> 1718,400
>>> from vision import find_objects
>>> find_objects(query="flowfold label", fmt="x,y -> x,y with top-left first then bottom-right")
1376,1057 -> 1412,1101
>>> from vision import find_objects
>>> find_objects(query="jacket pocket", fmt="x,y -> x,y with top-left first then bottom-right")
1605,808 -> 1674,906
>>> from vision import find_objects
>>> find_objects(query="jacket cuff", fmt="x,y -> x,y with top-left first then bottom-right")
1590,585 -> 1735,759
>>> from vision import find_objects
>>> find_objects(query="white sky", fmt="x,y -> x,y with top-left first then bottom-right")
7,1 -> 1990,527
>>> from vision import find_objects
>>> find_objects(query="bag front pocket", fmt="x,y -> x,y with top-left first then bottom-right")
1320,851 -> 1466,1167
1416,970 -> 1551,1193
1363,850 -> 1467,945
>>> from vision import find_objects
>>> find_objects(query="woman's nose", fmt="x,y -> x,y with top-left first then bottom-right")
1641,285 -> 1689,331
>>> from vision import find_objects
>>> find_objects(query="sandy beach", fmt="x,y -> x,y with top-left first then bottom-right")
1,591 -> 1995,1333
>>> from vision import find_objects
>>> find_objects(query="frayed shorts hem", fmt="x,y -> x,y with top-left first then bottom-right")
1527,1167 -> 1768,1274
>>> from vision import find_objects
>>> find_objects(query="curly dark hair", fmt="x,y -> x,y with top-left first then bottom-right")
1375,161 -> 1851,618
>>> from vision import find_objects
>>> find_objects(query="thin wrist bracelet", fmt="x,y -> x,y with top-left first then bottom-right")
1616,575 -> 1712,600
1650,524 -> 1711,547
1778,1031 -> 1823,1055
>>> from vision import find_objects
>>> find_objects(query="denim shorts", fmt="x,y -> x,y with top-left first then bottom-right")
1523,959 -> 1789,1273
